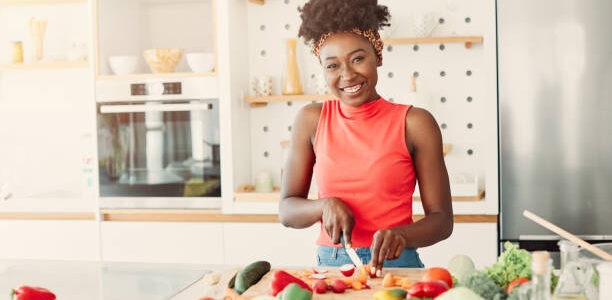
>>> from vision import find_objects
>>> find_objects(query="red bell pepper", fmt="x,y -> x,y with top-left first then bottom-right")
11,286 -> 56,300
268,270 -> 312,296
407,281 -> 448,299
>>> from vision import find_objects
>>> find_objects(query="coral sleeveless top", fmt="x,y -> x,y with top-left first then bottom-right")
313,97 -> 416,248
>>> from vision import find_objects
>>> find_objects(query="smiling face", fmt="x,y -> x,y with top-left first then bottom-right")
318,32 -> 381,107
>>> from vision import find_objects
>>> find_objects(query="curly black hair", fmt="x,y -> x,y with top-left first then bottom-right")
297,0 -> 391,45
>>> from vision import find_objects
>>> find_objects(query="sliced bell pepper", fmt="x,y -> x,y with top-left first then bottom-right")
11,286 -> 56,300
276,283 -> 312,300
268,270 -> 312,296
407,280 -> 448,299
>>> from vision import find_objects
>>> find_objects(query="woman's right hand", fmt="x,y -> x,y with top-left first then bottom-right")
321,197 -> 355,246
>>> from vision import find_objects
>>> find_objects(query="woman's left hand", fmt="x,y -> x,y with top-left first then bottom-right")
370,228 -> 407,276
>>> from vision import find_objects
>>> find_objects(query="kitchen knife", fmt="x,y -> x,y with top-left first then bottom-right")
345,247 -> 364,270
340,235 -> 363,269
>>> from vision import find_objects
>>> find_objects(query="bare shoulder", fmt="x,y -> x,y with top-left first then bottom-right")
295,103 -> 323,128
293,103 -> 323,140
405,107 -> 440,134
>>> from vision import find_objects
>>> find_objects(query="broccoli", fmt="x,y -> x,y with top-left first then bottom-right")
460,271 -> 507,300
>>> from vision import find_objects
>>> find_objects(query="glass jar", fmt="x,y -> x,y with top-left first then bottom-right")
12,41 -> 23,64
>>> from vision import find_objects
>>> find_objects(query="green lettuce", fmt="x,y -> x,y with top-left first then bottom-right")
484,242 -> 532,288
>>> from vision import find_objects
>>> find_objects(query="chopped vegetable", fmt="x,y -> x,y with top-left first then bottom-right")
276,283 -> 312,300
330,279 -> 347,293
234,260 -> 271,294
311,279 -> 327,294
422,267 -> 454,288
408,280 -> 449,299
373,288 -> 408,300
459,270 -> 507,300
11,286 -> 56,300
269,270 -> 311,296
448,254 -> 476,282
485,241 -> 531,289
339,264 -> 355,276
201,273 -> 220,285
506,277 -> 529,293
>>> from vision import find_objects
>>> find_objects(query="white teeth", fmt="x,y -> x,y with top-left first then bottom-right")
343,84 -> 362,93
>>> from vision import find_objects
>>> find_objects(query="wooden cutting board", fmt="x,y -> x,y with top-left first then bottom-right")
239,267 -> 424,299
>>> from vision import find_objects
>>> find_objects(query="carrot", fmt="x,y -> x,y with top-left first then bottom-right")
399,278 -> 412,289
351,280 -> 363,290
382,273 -> 395,287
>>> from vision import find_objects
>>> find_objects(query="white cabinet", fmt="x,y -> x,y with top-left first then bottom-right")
0,220 -> 99,260
95,0 -> 216,77
0,1 -> 95,211
418,223 -> 498,269
99,222 -> 225,264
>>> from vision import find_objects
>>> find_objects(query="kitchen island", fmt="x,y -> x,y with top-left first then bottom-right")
0,259 -> 428,299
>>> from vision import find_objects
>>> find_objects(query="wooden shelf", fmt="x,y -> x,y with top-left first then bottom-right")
247,0 -> 264,4
0,60 -> 89,70
0,210 -> 495,223
234,189 -> 484,203
97,71 -> 216,81
244,94 -> 333,107
0,212 -> 95,220
0,0 -> 86,4
383,36 -> 483,49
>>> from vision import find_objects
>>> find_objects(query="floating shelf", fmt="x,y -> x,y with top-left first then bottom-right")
244,94 -> 333,107
96,71 -> 216,81
0,60 -> 89,70
383,36 -> 483,49
0,0 -> 86,4
235,189 -> 484,203
247,0 -> 264,4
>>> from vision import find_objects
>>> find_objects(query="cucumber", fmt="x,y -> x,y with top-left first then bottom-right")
233,260 -> 271,294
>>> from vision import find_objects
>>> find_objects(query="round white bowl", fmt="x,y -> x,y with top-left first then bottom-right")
108,56 -> 138,75
186,52 -> 215,73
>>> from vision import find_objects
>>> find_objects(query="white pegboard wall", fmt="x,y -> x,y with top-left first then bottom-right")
243,0 -> 494,191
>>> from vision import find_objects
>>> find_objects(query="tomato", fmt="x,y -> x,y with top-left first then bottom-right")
507,277 -> 530,293
421,267 -> 453,288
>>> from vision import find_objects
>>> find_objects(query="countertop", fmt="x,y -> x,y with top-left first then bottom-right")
0,259 -> 218,300
0,260 -> 427,299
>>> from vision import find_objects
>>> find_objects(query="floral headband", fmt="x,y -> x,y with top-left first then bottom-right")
312,28 -> 384,64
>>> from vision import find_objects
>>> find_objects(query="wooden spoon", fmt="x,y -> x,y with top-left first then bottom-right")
523,210 -> 612,261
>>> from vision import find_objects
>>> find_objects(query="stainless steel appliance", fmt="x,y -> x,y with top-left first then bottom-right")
95,77 -> 221,208
498,0 -> 612,261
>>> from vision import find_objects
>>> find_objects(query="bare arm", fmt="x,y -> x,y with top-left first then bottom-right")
279,104 -> 324,228
279,104 -> 355,245
370,107 -> 453,271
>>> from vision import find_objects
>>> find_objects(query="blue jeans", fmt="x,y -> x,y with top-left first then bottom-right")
316,246 -> 425,268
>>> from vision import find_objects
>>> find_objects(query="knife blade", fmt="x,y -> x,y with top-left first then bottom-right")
340,235 -> 364,269
345,247 -> 364,269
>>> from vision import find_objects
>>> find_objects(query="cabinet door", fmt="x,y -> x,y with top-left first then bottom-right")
223,223 -> 319,266
418,222 -> 498,269
0,220 -> 99,260
100,222 -> 224,264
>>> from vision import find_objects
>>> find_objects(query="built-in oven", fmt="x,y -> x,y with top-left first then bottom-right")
95,77 -> 221,208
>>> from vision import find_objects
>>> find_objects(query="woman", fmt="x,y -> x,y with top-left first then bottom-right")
279,0 -> 453,275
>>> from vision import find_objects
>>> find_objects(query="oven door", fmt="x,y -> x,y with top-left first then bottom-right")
96,99 -> 220,209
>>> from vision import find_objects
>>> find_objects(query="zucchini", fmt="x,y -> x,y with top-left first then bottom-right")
233,260 -> 271,294
228,273 -> 236,289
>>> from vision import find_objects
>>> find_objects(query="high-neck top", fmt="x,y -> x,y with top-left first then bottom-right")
313,97 -> 416,248
338,97 -> 384,120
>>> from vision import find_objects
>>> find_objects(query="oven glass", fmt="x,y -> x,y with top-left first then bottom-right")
96,99 -> 220,197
